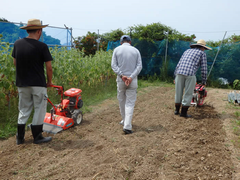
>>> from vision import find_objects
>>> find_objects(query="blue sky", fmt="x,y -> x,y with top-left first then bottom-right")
1,0 -> 240,43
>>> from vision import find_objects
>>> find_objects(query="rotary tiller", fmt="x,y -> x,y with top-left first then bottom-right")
191,83 -> 207,107
43,85 -> 83,134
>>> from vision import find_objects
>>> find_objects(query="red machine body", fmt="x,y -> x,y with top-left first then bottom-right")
44,113 -> 74,130
191,83 -> 207,106
64,88 -> 82,109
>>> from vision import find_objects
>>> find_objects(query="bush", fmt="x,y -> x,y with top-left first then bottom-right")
233,79 -> 240,90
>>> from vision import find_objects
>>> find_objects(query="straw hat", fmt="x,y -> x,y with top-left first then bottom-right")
190,39 -> 212,50
20,19 -> 48,30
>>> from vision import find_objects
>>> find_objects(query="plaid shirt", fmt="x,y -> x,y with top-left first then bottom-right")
174,48 -> 208,84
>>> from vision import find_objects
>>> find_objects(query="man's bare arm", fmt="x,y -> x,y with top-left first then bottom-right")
13,58 -> 16,66
45,61 -> 53,87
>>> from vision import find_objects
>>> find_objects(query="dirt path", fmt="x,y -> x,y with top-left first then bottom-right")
0,86 -> 239,180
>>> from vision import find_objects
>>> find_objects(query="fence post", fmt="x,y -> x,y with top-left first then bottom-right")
97,29 -> 99,51
164,31 -> 169,64
70,28 -> 73,48
208,31 -> 227,78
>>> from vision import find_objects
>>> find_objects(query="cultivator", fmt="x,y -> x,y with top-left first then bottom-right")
191,83 -> 207,107
43,85 -> 83,134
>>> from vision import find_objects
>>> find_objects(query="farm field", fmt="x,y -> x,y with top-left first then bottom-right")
0,86 -> 240,180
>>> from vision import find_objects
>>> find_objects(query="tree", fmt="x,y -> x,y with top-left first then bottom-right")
102,29 -> 124,42
0,18 -> 8,22
129,22 -> 196,42
74,31 -> 111,56
74,32 -> 98,56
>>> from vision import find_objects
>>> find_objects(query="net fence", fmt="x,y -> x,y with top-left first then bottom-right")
107,39 -> 240,83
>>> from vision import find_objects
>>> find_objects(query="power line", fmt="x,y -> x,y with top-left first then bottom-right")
45,29 -> 66,39
179,30 -> 240,33
73,28 -> 112,32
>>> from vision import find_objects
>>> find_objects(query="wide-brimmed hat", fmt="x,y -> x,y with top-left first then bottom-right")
190,39 -> 212,50
20,19 -> 48,30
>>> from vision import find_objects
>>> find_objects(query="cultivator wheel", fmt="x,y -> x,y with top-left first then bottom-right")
72,109 -> 83,125
192,93 -> 200,107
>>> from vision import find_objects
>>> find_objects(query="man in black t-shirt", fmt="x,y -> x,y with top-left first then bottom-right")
12,19 -> 53,145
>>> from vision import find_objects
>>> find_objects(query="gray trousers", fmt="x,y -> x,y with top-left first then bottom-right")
175,74 -> 196,106
18,87 -> 47,125
117,78 -> 138,130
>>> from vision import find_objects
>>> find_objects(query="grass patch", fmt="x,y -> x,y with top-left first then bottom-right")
231,119 -> 240,148
234,111 -> 240,118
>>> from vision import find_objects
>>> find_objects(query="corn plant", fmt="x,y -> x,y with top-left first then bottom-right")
50,46 -> 114,87
0,42 -> 17,104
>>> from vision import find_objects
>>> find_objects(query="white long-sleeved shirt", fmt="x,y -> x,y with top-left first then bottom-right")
111,43 -> 142,80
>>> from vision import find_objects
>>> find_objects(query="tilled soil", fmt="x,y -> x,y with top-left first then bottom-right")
0,86 -> 240,180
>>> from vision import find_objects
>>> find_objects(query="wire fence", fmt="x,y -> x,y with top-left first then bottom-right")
0,21 -> 73,47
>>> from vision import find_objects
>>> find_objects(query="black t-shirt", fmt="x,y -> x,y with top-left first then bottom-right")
12,38 -> 53,87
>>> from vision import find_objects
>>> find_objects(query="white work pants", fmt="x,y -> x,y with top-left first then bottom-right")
117,78 -> 138,130
18,87 -> 47,125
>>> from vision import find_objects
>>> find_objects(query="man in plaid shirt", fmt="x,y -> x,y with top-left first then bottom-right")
174,39 -> 212,117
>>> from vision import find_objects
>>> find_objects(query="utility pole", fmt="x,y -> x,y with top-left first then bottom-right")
97,29 -> 99,51
64,24 -> 76,48
41,21 -> 44,42
70,27 -> 73,47
164,31 -> 169,63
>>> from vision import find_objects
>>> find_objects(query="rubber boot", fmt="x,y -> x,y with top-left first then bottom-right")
174,103 -> 181,115
180,106 -> 192,118
31,124 -> 52,144
16,124 -> 25,145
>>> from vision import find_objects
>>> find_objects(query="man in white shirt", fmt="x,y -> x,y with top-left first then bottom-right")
111,35 -> 142,134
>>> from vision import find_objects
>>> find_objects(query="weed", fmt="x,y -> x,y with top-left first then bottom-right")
235,120 -> 240,126
234,112 -> 240,118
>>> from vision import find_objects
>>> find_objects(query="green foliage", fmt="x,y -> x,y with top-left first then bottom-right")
207,34 -> 240,48
228,34 -> 240,43
206,40 -> 221,48
233,79 -> 240,90
0,38 -> 18,104
0,108 -> 18,139
217,43 -> 240,83
49,47 -> 114,86
160,56 -> 171,82
129,22 -> 195,42
102,29 -> 124,42
0,18 -> 8,22
74,32 -> 108,56
130,23 -> 169,41
169,33 -> 196,42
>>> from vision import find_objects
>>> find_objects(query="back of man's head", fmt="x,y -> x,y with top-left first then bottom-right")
27,29 -> 41,34
120,35 -> 131,43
